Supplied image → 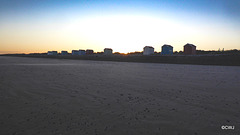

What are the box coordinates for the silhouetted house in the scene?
[47,51,52,55]
[79,50,86,55]
[47,51,57,55]
[61,51,68,55]
[72,50,79,55]
[104,48,113,55]
[161,44,173,55]
[184,43,196,55]
[143,46,154,55]
[52,51,58,55]
[86,49,94,55]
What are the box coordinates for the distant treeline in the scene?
[1,49,239,56]
[195,49,240,55]
[120,49,240,55]
[1,50,240,66]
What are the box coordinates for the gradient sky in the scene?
[0,0,240,54]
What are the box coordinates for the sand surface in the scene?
[0,56,240,135]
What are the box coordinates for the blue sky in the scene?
[1,0,239,17]
[0,0,240,53]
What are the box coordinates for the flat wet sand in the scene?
[0,56,239,135]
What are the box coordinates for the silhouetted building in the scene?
[72,50,79,55]
[86,49,94,55]
[61,51,68,55]
[184,43,196,55]
[47,51,57,55]
[52,51,58,55]
[47,51,52,55]
[161,44,173,55]
[143,46,154,55]
[104,48,113,55]
[79,50,86,55]
[71,50,86,55]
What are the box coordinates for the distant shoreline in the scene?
[1,54,240,66]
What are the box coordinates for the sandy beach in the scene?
[0,56,239,135]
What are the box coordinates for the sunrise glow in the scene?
[0,0,239,54]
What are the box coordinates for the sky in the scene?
[0,0,240,54]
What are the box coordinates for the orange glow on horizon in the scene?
[1,14,240,54]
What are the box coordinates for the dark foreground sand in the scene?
[0,56,239,135]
